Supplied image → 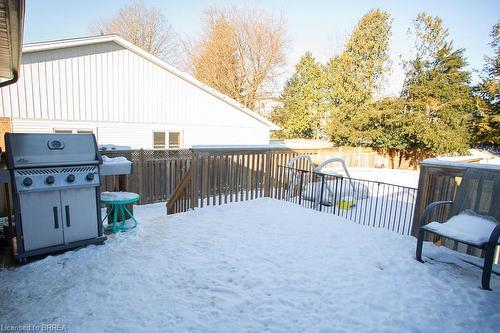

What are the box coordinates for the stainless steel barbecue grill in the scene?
[5,133,106,263]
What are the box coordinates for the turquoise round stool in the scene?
[101,192,140,233]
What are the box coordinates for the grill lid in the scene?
[5,133,101,168]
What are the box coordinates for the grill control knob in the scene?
[45,176,55,185]
[86,173,95,181]
[66,174,76,183]
[22,177,33,187]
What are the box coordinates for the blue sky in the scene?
[25,0,499,96]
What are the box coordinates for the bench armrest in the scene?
[488,223,500,245]
[419,200,454,226]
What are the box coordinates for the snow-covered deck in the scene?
[1,198,499,332]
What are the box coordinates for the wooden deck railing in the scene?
[166,147,420,237]
[98,146,414,207]
[166,146,321,214]
[100,149,192,204]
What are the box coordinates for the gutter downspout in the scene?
[0,71,19,88]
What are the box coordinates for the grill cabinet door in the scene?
[60,187,99,243]
[19,191,64,251]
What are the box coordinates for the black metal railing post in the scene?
[298,170,305,205]
[319,174,325,212]
[332,175,340,216]
[372,182,380,227]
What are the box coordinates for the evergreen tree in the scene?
[401,13,474,156]
[324,9,392,145]
[271,52,324,139]
[351,97,409,167]
[473,22,500,145]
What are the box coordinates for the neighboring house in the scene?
[0,35,278,149]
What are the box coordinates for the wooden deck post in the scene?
[137,149,145,204]
[263,149,273,197]
[190,150,198,209]
[411,164,431,237]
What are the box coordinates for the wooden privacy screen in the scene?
[411,159,500,262]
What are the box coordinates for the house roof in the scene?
[22,34,280,130]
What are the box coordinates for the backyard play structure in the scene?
[285,155,369,208]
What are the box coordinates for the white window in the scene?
[153,131,181,149]
[168,132,181,149]
[153,131,166,149]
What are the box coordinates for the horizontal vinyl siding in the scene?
[11,119,270,149]
[11,119,98,134]
[0,42,268,132]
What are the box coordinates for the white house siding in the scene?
[11,118,270,149]
[0,39,272,148]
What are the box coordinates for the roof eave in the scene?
[0,0,25,85]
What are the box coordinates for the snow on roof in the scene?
[2,198,498,331]
[22,34,280,131]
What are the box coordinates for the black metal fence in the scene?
[276,166,418,235]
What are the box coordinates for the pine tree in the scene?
[473,22,500,145]
[324,9,392,145]
[271,52,324,139]
[401,13,474,156]
[351,97,409,167]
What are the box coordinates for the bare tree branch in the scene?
[89,0,179,66]
[187,5,287,114]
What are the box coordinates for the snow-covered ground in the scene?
[1,199,499,332]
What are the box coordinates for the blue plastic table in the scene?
[101,192,139,233]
